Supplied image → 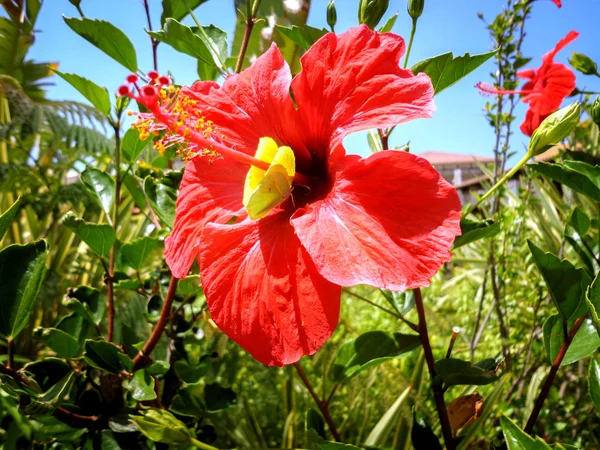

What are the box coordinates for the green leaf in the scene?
[306,408,326,448]
[378,13,398,33]
[566,207,590,237]
[586,272,600,336]
[63,213,116,259]
[176,275,203,297]
[204,382,236,411]
[121,237,160,271]
[528,241,590,320]
[452,218,502,249]
[174,357,210,384]
[38,328,80,359]
[84,339,133,375]
[411,49,497,95]
[0,241,48,339]
[122,173,147,210]
[52,70,111,117]
[20,372,75,418]
[63,286,105,325]
[365,385,411,447]
[160,0,207,26]
[143,177,177,227]
[275,25,328,51]
[81,167,116,217]
[100,430,123,450]
[148,20,226,70]
[63,17,138,72]
[170,382,206,417]
[379,289,415,315]
[125,369,157,401]
[590,358,600,412]
[0,197,20,241]
[318,443,362,450]
[563,161,600,192]
[121,128,152,163]
[330,331,421,383]
[434,358,499,386]
[500,414,552,450]
[411,411,442,450]
[529,162,600,201]
[130,408,191,445]
[543,314,600,366]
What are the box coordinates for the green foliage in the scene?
[500,415,552,449]
[51,70,111,117]
[62,212,116,258]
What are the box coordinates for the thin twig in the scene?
[132,276,179,371]
[413,288,455,450]
[235,17,255,73]
[143,0,159,71]
[293,362,341,441]
[523,315,587,434]
[6,338,14,370]
[343,289,419,332]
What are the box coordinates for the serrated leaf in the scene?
[126,369,156,401]
[84,339,133,375]
[0,240,48,339]
[81,167,115,217]
[528,241,590,320]
[275,24,327,51]
[130,408,191,445]
[453,218,502,249]
[121,128,152,163]
[529,162,600,201]
[500,414,552,450]
[63,17,138,72]
[434,358,499,386]
[160,0,207,26]
[378,13,398,33]
[121,237,160,271]
[586,272,600,336]
[411,49,497,95]
[148,20,226,70]
[330,331,421,383]
[63,286,105,325]
[0,197,20,241]
[38,328,80,359]
[589,358,600,412]
[63,213,116,259]
[143,177,176,227]
[543,314,600,366]
[52,70,111,117]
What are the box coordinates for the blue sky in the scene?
[29,0,599,161]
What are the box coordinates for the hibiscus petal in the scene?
[541,30,579,65]
[199,214,341,366]
[181,44,311,164]
[164,156,248,278]
[291,150,461,291]
[290,25,435,157]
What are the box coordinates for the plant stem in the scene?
[54,407,100,428]
[343,288,419,332]
[189,437,219,450]
[462,150,532,218]
[235,1,257,73]
[403,18,417,69]
[132,276,179,371]
[107,124,122,342]
[143,0,159,71]
[413,288,455,450]
[293,361,342,442]
[6,338,14,370]
[523,315,587,434]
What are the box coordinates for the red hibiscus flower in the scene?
[551,0,562,7]
[121,25,461,366]
[477,30,578,136]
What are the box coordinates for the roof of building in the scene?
[417,151,495,165]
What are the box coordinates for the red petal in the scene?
[522,63,576,116]
[520,109,544,136]
[541,31,579,65]
[291,151,461,291]
[182,45,312,165]
[199,214,341,366]
[164,156,248,278]
[290,25,434,157]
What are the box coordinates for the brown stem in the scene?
[293,362,341,442]
[0,362,28,384]
[107,124,122,342]
[142,0,159,71]
[523,315,587,434]
[54,407,100,428]
[343,288,419,332]
[413,288,455,450]
[6,337,14,370]
[378,128,389,151]
[132,276,179,371]
[235,16,255,73]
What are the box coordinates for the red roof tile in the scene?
[417,151,495,165]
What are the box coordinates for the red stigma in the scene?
[126,74,139,83]
[148,71,160,80]
[142,85,158,97]
[117,85,131,96]
[158,76,171,86]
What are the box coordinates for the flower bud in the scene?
[327,1,337,31]
[569,52,598,76]
[528,102,580,156]
[591,97,600,127]
[407,0,424,20]
[358,0,390,30]
[68,0,81,6]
